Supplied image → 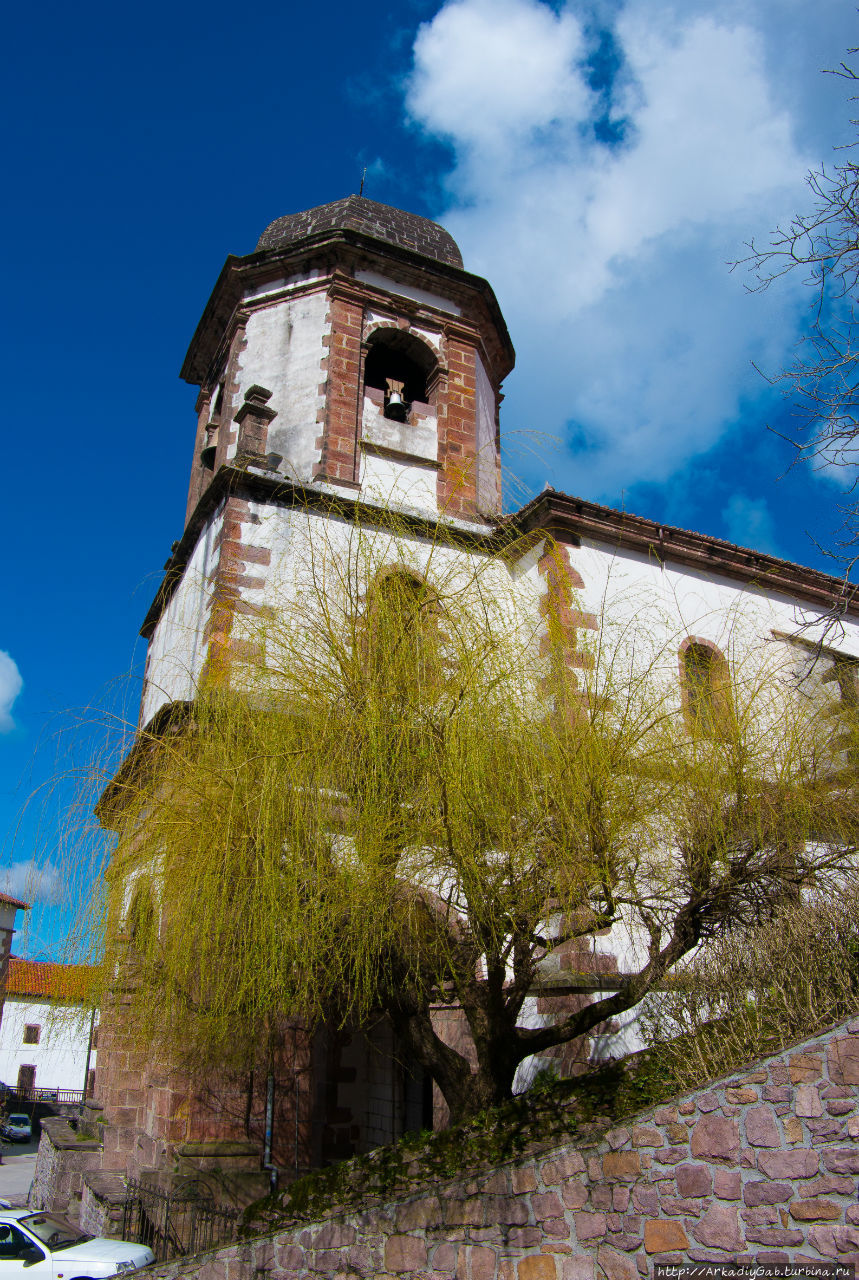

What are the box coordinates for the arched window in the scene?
[363,331,438,423]
[680,640,733,739]
[368,571,442,702]
[127,881,156,950]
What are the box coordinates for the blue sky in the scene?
[2,0,856,956]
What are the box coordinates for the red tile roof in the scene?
[0,893,29,911]
[5,959,94,1002]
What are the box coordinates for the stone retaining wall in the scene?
[143,1016,859,1277]
[29,1117,102,1220]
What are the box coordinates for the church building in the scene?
[80,196,859,1212]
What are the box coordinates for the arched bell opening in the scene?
[363,330,439,424]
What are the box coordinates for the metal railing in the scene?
[121,1178,238,1262]
[1,1087,85,1106]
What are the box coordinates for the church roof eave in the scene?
[509,488,859,619]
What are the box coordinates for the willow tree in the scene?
[84,523,859,1124]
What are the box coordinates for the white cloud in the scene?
[0,651,22,733]
[409,0,590,154]
[0,860,63,907]
[406,0,851,502]
[722,494,779,555]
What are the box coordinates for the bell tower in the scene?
[181,196,514,524]
[90,200,517,1196]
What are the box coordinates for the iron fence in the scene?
[121,1178,239,1262]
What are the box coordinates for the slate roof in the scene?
[256,195,464,268]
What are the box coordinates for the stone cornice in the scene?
[141,475,859,643]
[140,466,499,640]
[180,231,515,388]
[509,489,859,617]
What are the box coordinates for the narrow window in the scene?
[681,641,733,739]
[22,1025,40,1045]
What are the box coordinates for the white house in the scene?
[0,960,97,1099]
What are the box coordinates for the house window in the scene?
[22,1025,40,1045]
[680,640,733,739]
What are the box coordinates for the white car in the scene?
[0,1210,154,1277]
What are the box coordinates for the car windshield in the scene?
[19,1214,91,1249]
[7,1117,28,1125]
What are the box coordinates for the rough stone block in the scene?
[828,1037,859,1086]
[742,1206,779,1226]
[513,1167,537,1193]
[507,1229,542,1248]
[693,1203,743,1251]
[644,1220,689,1253]
[433,1243,458,1271]
[757,1148,819,1179]
[385,1234,428,1272]
[517,1257,556,1280]
[690,1114,740,1160]
[789,1053,823,1083]
[573,1212,606,1242]
[595,1244,638,1280]
[445,1197,485,1227]
[602,1151,640,1180]
[744,1107,781,1147]
[789,1198,844,1221]
[468,1246,497,1280]
[532,1193,564,1222]
[631,1186,659,1215]
[313,1222,356,1249]
[713,1169,741,1200]
[795,1084,823,1118]
[561,1259,595,1280]
[604,1128,630,1150]
[396,1198,441,1231]
[612,1186,630,1212]
[823,1148,859,1174]
[743,1181,792,1207]
[725,1088,758,1104]
[631,1126,663,1147]
[675,1163,712,1197]
[541,1152,585,1181]
[561,1181,588,1211]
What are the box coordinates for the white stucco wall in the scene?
[140,503,225,727]
[234,289,329,482]
[0,999,95,1094]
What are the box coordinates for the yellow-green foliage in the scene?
[64,511,859,1106]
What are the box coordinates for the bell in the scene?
[385,384,408,422]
